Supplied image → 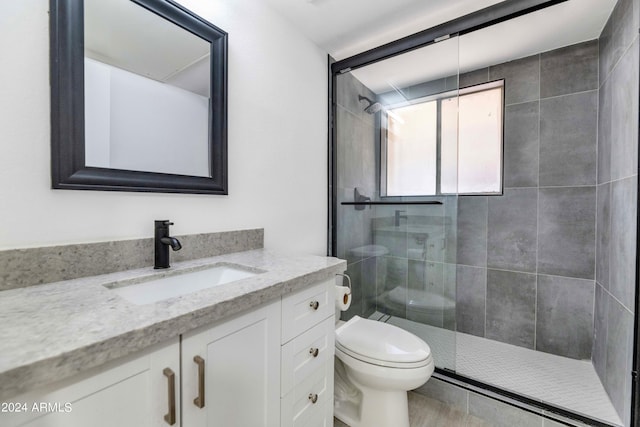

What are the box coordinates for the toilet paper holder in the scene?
[335,273,352,293]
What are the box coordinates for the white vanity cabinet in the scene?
[181,299,282,427]
[180,278,336,427]
[280,279,335,427]
[3,338,180,427]
[2,277,337,427]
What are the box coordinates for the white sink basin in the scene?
[106,264,261,305]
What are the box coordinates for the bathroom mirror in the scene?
[50,0,228,194]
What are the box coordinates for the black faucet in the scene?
[154,220,182,269]
[394,210,408,227]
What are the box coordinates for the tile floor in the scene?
[368,313,622,426]
[334,392,491,427]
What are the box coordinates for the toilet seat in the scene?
[335,316,432,369]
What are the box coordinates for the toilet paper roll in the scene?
[335,285,352,311]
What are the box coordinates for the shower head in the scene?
[358,95,383,114]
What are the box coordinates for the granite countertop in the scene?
[0,249,346,400]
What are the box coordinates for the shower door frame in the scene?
[327,0,638,426]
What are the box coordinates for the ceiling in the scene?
[263,0,616,83]
[263,0,507,60]
[349,0,615,94]
[84,0,211,96]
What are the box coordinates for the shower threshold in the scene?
[369,312,622,426]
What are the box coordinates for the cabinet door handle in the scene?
[193,356,205,409]
[309,347,319,357]
[309,300,319,310]
[163,368,176,425]
[308,393,318,404]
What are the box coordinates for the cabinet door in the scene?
[3,338,180,427]
[182,300,281,427]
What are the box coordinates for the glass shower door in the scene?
[333,35,460,373]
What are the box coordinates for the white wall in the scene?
[85,57,210,177]
[0,0,328,254]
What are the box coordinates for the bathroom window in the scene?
[381,80,504,196]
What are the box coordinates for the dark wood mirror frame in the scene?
[50,0,228,194]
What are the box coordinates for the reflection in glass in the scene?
[83,0,211,177]
[334,36,459,373]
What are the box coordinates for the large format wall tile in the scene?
[487,188,537,273]
[536,275,594,359]
[539,91,598,186]
[486,269,536,348]
[457,196,488,267]
[592,284,609,381]
[456,265,486,337]
[610,39,639,181]
[336,72,376,125]
[540,40,598,98]
[489,55,540,105]
[604,298,633,422]
[336,201,369,262]
[596,183,611,290]
[538,187,596,279]
[600,0,640,80]
[336,106,376,192]
[460,68,489,88]
[609,176,637,310]
[503,101,539,188]
[598,77,612,184]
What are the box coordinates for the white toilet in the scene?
[333,315,434,427]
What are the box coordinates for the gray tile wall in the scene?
[456,40,598,361]
[593,0,639,423]
[335,72,379,319]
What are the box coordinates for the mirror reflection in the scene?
[83,0,212,177]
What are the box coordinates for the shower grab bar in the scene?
[341,201,442,205]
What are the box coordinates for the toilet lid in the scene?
[335,316,431,366]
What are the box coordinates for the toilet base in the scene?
[334,358,412,427]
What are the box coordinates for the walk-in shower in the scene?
[330,0,638,426]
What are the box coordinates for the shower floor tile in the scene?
[369,312,622,426]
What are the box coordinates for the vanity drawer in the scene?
[280,361,333,427]
[281,316,334,396]
[282,279,334,343]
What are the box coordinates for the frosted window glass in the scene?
[382,82,502,196]
[441,97,459,194]
[455,87,503,193]
[386,101,437,196]
[442,85,503,194]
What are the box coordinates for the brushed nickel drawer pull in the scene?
[309,300,319,310]
[309,347,319,357]
[308,393,318,404]
[163,368,176,425]
[193,355,205,408]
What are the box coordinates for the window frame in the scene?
[380,79,505,198]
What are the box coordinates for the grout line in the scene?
[540,88,599,101]
[593,35,600,347]
[534,55,541,352]
[466,389,470,414]
[599,31,639,89]
[454,263,595,283]
[484,196,488,338]
[599,281,635,316]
